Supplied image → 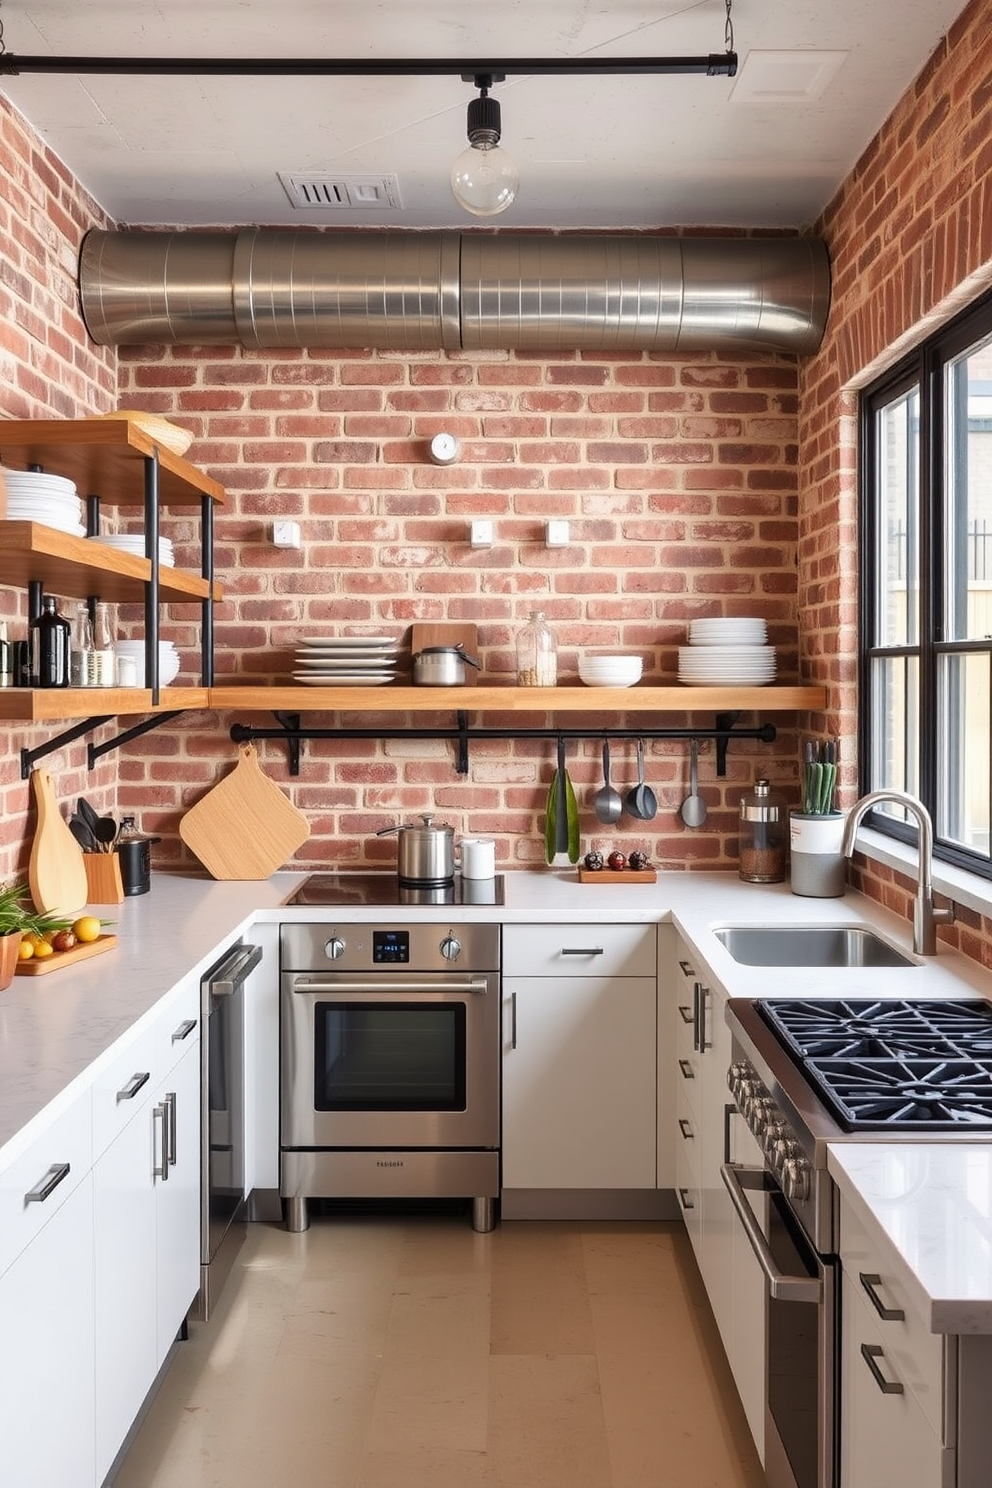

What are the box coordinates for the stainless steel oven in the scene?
[280,921,500,1233]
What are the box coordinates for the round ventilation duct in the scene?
[79,229,830,355]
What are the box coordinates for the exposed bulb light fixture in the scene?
[451,74,519,218]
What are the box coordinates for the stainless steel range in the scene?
[280,918,501,1234]
[724,995,992,1488]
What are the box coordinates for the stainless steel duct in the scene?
[79,230,830,354]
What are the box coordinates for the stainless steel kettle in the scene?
[375,814,456,885]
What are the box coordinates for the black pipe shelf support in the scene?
[21,716,116,779]
[87,711,186,771]
[230,712,777,777]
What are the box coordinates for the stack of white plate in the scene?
[3,469,85,536]
[292,635,401,686]
[91,534,176,567]
[679,617,775,685]
[578,654,643,688]
[114,640,181,687]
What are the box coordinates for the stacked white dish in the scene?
[578,654,643,688]
[3,469,86,536]
[292,635,401,686]
[91,533,176,568]
[679,617,775,686]
[114,639,181,687]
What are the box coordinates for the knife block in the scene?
[83,852,125,905]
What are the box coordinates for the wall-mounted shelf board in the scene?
[0,687,211,722]
[206,684,827,714]
[0,418,224,506]
[0,523,220,603]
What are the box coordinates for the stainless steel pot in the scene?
[375,814,456,884]
[412,644,480,686]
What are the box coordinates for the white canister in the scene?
[790,812,846,897]
[460,837,496,879]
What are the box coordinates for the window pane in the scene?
[874,388,920,646]
[869,654,920,802]
[936,651,991,855]
[944,337,992,642]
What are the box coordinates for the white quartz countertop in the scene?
[828,1143,992,1334]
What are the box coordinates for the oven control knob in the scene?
[769,1136,798,1174]
[728,1061,750,1095]
[439,934,462,961]
[763,1121,786,1157]
[783,1154,811,1203]
[323,936,346,961]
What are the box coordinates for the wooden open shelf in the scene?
[0,418,224,506]
[0,523,221,604]
[0,687,211,722]
[206,683,827,714]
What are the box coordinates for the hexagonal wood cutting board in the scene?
[179,744,310,879]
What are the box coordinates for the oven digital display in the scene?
[372,930,410,964]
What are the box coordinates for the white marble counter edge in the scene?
[828,1142,992,1335]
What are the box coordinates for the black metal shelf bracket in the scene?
[228,713,778,777]
[87,711,186,770]
[21,716,115,779]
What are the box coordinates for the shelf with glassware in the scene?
[0,419,224,722]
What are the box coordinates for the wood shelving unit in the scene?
[0,687,211,723]
[0,523,219,605]
[0,418,224,506]
[206,683,827,714]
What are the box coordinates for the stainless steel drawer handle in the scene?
[559,947,605,956]
[720,1163,822,1304]
[510,991,517,1050]
[164,1091,177,1167]
[171,1018,197,1042]
[678,1118,694,1140]
[293,978,489,995]
[116,1071,150,1103]
[859,1272,905,1322]
[678,1004,695,1025]
[860,1342,904,1394]
[24,1162,70,1204]
[678,959,695,976]
[678,1058,695,1079]
[153,1103,169,1181]
[677,1187,695,1211]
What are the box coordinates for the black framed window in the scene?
[861,293,992,877]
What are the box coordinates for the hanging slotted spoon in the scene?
[680,738,707,828]
[593,739,623,825]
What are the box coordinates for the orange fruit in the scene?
[72,916,102,944]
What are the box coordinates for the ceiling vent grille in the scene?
[277,172,403,210]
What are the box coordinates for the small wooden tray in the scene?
[15,934,117,976]
[577,868,658,884]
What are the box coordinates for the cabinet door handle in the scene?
[677,1187,695,1211]
[509,992,517,1050]
[164,1091,178,1167]
[559,947,605,956]
[678,1004,695,1026]
[724,1102,737,1165]
[171,1018,197,1043]
[678,1118,694,1140]
[24,1162,70,1204]
[153,1102,169,1181]
[678,959,695,976]
[859,1272,905,1322]
[692,983,701,1052]
[678,1058,694,1079]
[860,1343,904,1394]
[117,1071,150,1103]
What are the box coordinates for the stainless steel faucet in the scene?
[841,789,955,955]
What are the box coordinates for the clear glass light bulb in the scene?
[450,141,519,217]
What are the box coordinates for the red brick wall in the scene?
[0,99,118,880]
[115,344,802,874]
[798,0,992,954]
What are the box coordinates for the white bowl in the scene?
[578,655,643,688]
[113,642,181,687]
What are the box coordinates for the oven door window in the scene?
[314,1001,467,1111]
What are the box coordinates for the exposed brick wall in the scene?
[0,98,118,882]
[798,0,992,953]
[116,343,802,874]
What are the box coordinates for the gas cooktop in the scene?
[758,998,992,1131]
[287,872,505,908]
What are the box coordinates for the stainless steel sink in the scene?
[713,925,916,969]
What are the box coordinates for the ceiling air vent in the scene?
[277,172,403,210]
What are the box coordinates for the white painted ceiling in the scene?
[0,0,974,230]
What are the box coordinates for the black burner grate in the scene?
[757,998,992,1130]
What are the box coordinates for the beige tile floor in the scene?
[112,1215,766,1488]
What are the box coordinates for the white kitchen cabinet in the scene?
[92,980,201,1484]
[0,1095,96,1488]
[502,923,657,1195]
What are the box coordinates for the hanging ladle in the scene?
[593,739,623,825]
[625,738,658,820]
[680,738,707,828]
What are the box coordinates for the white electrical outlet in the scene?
[272,520,301,549]
[470,519,494,548]
[546,519,570,547]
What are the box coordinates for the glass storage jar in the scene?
[516,610,557,687]
[738,778,788,883]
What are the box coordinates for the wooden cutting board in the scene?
[410,623,478,662]
[179,744,310,880]
[16,934,117,976]
[28,769,90,915]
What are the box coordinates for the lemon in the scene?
[72,916,102,944]
[32,941,55,959]
[16,939,35,961]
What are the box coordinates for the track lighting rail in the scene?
[0,53,737,79]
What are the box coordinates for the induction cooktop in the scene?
[287,872,505,908]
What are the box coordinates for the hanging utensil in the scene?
[593,739,623,825]
[545,736,580,863]
[680,739,707,828]
[626,738,657,820]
